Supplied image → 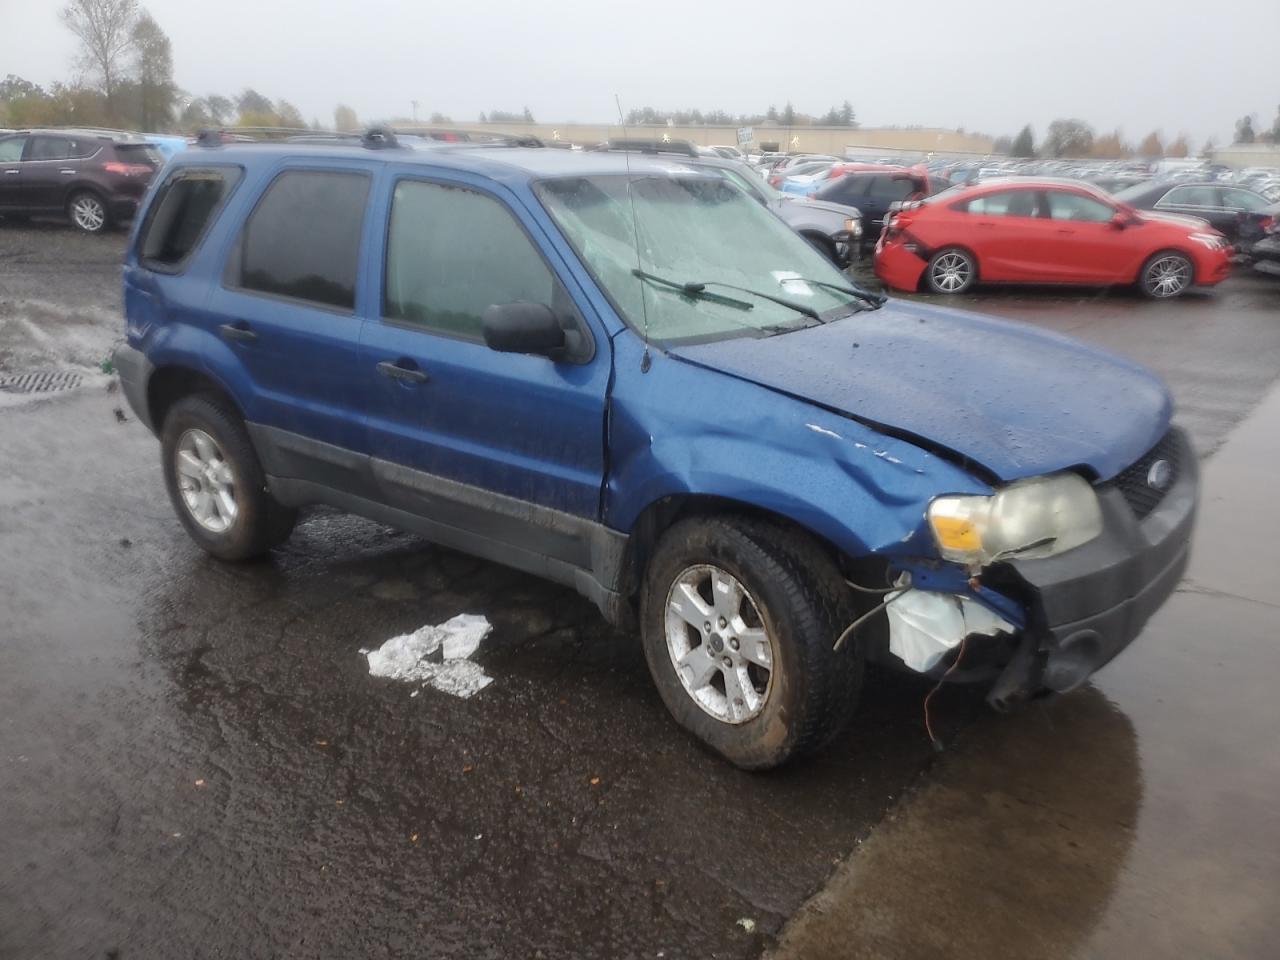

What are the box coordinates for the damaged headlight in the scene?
[927,473,1103,567]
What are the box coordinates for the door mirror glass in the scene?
[482,302,566,357]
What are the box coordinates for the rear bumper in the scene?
[874,238,927,292]
[112,341,154,433]
[985,427,1198,706]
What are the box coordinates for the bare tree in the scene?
[61,0,139,111]
[132,11,174,130]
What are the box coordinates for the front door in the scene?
[360,173,610,568]
[1040,189,1134,283]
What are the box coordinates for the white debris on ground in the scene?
[362,614,494,698]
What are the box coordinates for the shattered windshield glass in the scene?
[535,173,862,343]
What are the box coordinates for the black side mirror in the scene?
[482,302,567,357]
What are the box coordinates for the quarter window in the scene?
[228,170,369,311]
[1045,191,1114,222]
[384,180,556,339]
[139,167,242,271]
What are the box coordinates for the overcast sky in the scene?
[3,0,1277,145]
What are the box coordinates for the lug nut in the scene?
[703,621,712,633]
[722,656,732,668]
[718,617,727,628]
[729,638,739,650]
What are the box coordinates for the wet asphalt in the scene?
[1,221,1279,959]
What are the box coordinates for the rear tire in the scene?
[1138,250,1194,299]
[639,516,862,770]
[160,395,297,561]
[925,247,976,294]
[67,191,110,234]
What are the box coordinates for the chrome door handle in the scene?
[376,360,428,384]
[60,169,75,175]
[218,322,257,343]
[2,170,18,175]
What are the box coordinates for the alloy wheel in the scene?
[71,196,106,233]
[931,252,972,293]
[1144,255,1191,298]
[174,428,238,533]
[664,564,776,724]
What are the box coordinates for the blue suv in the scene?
[113,131,1197,769]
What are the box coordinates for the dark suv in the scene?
[0,128,162,233]
[113,133,1196,770]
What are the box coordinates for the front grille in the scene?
[1108,430,1180,520]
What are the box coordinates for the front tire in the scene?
[68,191,110,234]
[1139,250,1194,299]
[160,395,297,560]
[640,517,862,770]
[925,247,977,294]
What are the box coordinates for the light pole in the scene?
[411,100,419,123]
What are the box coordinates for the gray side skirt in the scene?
[248,422,628,623]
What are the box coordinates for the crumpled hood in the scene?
[671,300,1172,483]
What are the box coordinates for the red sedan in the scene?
[874,178,1232,299]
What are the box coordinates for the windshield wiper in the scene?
[632,269,754,311]
[794,278,887,310]
[691,280,823,322]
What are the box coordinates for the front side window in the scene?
[1046,191,1115,222]
[384,180,555,338]
[1160,185,1218,208]
[139,167,242,270]
[959,190,1041,217]
[536,173,865,344]
[0,136,27,163]
[29,137,71,161]
[229,170,369,310]
[814,175,865,204]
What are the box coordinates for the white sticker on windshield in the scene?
[771,271,815,297]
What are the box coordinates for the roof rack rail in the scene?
[587,137,700,158]
[389,126,544,148]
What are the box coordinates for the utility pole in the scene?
[411,100,419,123]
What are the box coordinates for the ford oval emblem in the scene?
[1146,459,1173,491]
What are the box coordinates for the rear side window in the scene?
[866,177,918,201]
[139,167,242,271]
[384,180,555,339]
[228,170,370,311]
[29,137,71,160]
[1220,188,1268,212]
[1160,185,1217,208]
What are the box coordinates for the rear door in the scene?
[360,172,611,565]
[205,164,376,495]
[950,188,1055,280]
[0,135,27,208]
[861,175,919,237]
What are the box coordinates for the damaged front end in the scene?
[852,427,1199,710]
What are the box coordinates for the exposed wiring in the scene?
[923,635,970,751]
[844,577,902,596]
[833,588,909,652]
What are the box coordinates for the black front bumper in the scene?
[985,427,1198,707]
[112,341,155,433]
